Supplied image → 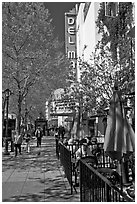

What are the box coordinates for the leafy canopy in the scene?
[2,2,69,122]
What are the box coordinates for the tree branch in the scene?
[17,35,30,53]
[3,50,17,61]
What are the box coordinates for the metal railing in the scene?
[55,138,60,159]
[56,140,118,180]
[59,142,75,194]
[67,142,104,157]
[80,159,134,202]
[97,150,118,168]
[66,143,118,169]
[56,140,134,198]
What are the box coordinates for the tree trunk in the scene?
[17,93,22,134]
[68,110,76,138]
[76,107,81,138]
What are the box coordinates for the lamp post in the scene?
[2,94,6,147]
[3,88,11,155]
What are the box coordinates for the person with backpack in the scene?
[35,126,43,147]
[14,131,23,157]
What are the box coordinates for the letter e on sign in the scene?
[68,27,75,35]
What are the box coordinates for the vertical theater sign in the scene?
[65,9,77,78]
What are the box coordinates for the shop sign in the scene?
[65,12,77,69]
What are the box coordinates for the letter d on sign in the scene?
[68,17,75,25]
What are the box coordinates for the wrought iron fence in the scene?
[55,138,60,159]
[59,142,76,194]
[80,159,134,202]
[67,142,104,158]
[97,149,118,168]
[66,143,118,170]
[57,141,118,185]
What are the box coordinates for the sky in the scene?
[44,2,78,42]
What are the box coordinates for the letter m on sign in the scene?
[68,51,76,59]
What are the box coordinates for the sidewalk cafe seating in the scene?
[56,137,135,201]
[72,144,103,188]
[73,155,98,187]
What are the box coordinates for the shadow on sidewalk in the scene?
[2,136,80,202]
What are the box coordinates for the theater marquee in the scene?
[65,12,77,70]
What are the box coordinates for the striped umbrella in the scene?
[104,87,135,161]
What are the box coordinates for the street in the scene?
[2,136,80,202]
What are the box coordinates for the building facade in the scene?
[65,2,101,81]
[74,2,103,137]
[45,2,135,137]
[45,88,77,130]
[76,2,101,63]
[45,2,102,135]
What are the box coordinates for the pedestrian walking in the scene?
[58,125,65,141]
[35,126,43,147]
[13,131,23,157]
[25,130,31,153]
[54,127,59,139]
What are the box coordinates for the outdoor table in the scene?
[97,167,116,178]
[97,167,114,175]
[97,167,125,188]
[97,168,116,182]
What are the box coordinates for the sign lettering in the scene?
[67,51,76,59]
[68,27,75,35]
[68,17,75,25]
[65,12,77,70]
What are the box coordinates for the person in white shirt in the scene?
[25,130,31,153]
[75,143,92,160]
[67,138,78,157]
[14,131,23,157]
[75,143,98,171]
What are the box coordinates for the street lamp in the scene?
[2,94,6,147]
[3,88,11,155]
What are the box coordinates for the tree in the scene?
[77,2,135,114]
[2,2,69,133]
[23,48,70,123]
[79,45,115,114]
[96,2,135,93]
[96,3,134,59]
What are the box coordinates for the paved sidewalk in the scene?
[2,136,80,202]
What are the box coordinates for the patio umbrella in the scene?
[104,86,135,161]
[104,86,135,186]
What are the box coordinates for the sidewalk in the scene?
[2,136,80,202]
